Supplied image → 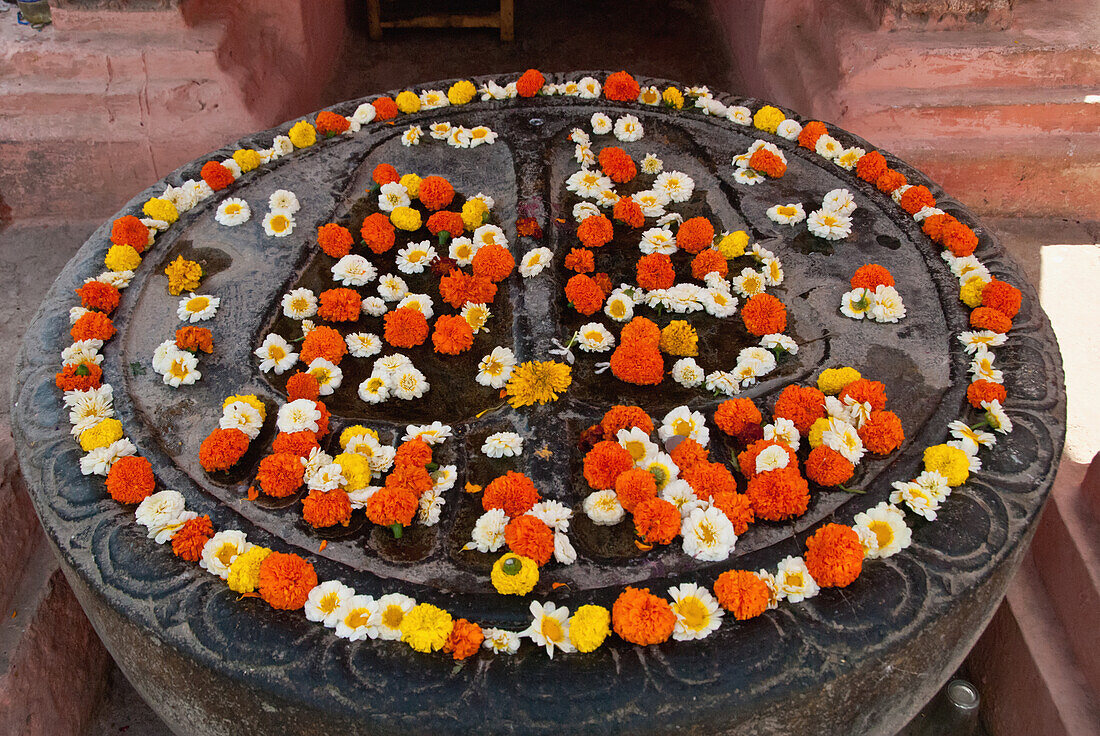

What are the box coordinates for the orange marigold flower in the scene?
[482,471,541,517]
[746,467,810,521]
[635,253,675,290]
[805,523,864,588]
[385,463,433,496]
[593,272,613,296]
[105,455,155,503]
[620,315,661,345]
[371,97,398,122]
[384,306,430,347]
[899,185,935,215]
[967,380,1007,409]
[710,491,754,535]
[427,210,465,238]
[77,280,120,314]
[598,146,636,184]
[360,212,397,254]
[633,497,680,545]
[583,441,634,490]
[612,196,645,227]
[681,461,737,500]
[313,401,331,438]
[798,121,828,150]
[921,213,953,242]
[850,264,895,290]
[439,269,497,308]
[875,169,907,194]
[970,306,1012,334]
[855,150,888,183]
[175,326,213,353]
[981,279,1022,319]
[302,489,352,528]
[271,431,319,459]
[317,288,361,322]
[258,552,318,610]
[372,163,400,185]
[418,175,455,211]
[614,468,658,512]
[300,324,347,365]
[505,515,554,565]
[172,515,214,562]
[577,214,614,248]
[600,405,654,437]
[367,485,418,527]
[432,314,474,355]
[394,438,433,468]
[199,427,250,472]
[805,445,854,487]
[741,293,787,336]
[612,587,676,645]
[942,221,979,257]
[317,223,354,257]
[609,341,664,386]
[471,242,515,282]
[839,378,887,412]
[713,569,771,620]
[315,110,350,136]
[71,311,116,342]
[564,247,595,274]
[669,438,708,471]
[515,68,545,97]
[676,217,715,254]
[859,410,904,455]
[714,398,762,439]
[55,362,102,391]
[603,70,640,101]
[749,147,787,178]
[516,217,543,238]
[772,384,826,434]
[565,273,606,315]
[110,215,149,250]
[691,249,728,280]
[737,438,799,479]
[285,372,320,401]
[200,160,234,191]
[256,452,306,497]
[443,619,484,661]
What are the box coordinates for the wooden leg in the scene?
[499,0,514,42]
[367,0,382,40]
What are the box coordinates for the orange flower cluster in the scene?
[583,441,634,490]
[71,311,116,342]
[681,461,737,500]
[432,314,474,355]
[371,97,398,122]
[746,466,810,521]
[603,71,640,101]
[55,362,102,391]
[200,161,234,191]
[710,491,754,535]
[384,306,430,347]
[300,325,347,365]
[798,121,828,150]
[749,147,786,178]
[691,249,727,280]
[840,378,887,412]
[361,212,396,254]
[967,379,1006,409]
[714,570,771,620]
[482,471,541,517]
[439,269,497,308]
[258,552,318,610]
[875,169,907,195]
[286,372,320,401]
[394,437,432,467]
[516,217,543,238]
[612,587,676,645]
[855,151,887,183]
[505,515,554,565]
[670,438,708,470]
[633,497,680,544]
[105,455,155,503]
[676,217,714,254]
[273,430,319,458]
[77,281,120,314]
[313,401,331,438]
[516,68,545,97]
[600,405,654,437]
[110,215,149,250]
[471,242,515,282]
[635,253,675,290]
[850,264,895,290]
[256,452,306,497]
[565,274,605,315]
[921,213,978,257]
[318,288,361,322]
[418,175,455,211]
[612,196,644,227]
[564,247,595,273]
[804,523,864,588]
[577,214,614,248]
[372,163,400,185]
[898,185,935,215]
[805,445,854,487]
[175,326,213,354]
[772,384,826,433]
[199,427,250,472]
[172,515,214,562]
[970,306,1012,334]
[741,293,787,336]
[859,410,905,455]
[367,484,418,527]
[981,279,1022,320]
[737,439,798,479]
[317,223,354,257]
[315,110,350,136]
[302,489,352,528]
[609,316,664,386]
[443,619,484,661]
[598,146,636,184]
[614,468,657,512]
[714,398,763,441]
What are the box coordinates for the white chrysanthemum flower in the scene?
[707,370,741,396]
[764,417,801,451]
[668,583,724,641]
[215,198,251,226]
[429,121,453,140]
[62,339,103,367]
[738,346,778,373]
[661,479,703,518]
[730,268,766,298]
[473,224,507,249]
[807,209,852,240]
[654,171,695,202]
[396,293,434,319]
[358,297,386,319]
[835,147,865,170]
[671,357,705,388]
[400,125,422,146]
[603,290,636,322]
[590,113,612,134]
[307,357,342,396]
[576,322,615,352]
[378,181,410,212]
[822,422,866,464]
[418,488,445,526]
[553,532,577,565]
[342,332,380,359]
[754,444,792,474]
[572,201,600,224]
[890,477,944,521]
[461,302,491,334]
[331,254,377,287]
[870,285,906,323]
[702,287,738,318]
[583,490,624,525]
[306,462,345,493]
[574,143,595,166]
[67,386,115,436]
[726,105,752,124]
[482,432,523,458]
[69,306,89,325]
[615,427,658,467]
[916,206,947,223]
[854,503,912,559]
[766,203,806,225]
[775,556,820,602]
[372,353,413,383]
[267,189,300,215]
[982,399,1013,434]
[759,257,784,287]
[632,190,669,219]
[200,530,251,579]
[220,400,264,440]
[522,601,575,659]
[447,126,472,148]
[402,422,452,446]
[681,506,737,561]
[419,89,447,108]
[520,247,553,278]
[762,333,797,356]
[447,236,476,266]
[566,169,612,199]
[135,490,187,540]
[465,508,509,552]
[951,256,991,284]
[282,287,317,319]
[79,438,136,476]
[161,350,200,387]
[595,187,621,208]
[270,135,293,157]
[659,406,710,447]
[522,502,570,536]
[476,346,515,389]
[822,188,857,216]
[352,102,377,125]
[576,76,601,99]
[696,96,728,117]
[277,398,322,434]
[184,178,215,202]
[94,270,134,289]
[815,134,843,159]
[375,593,416,641]
[176,293,219,323]
[840,288,872,320]
[374,275,408,303]
[482,628,521,654]
[395,241,436,274]
[639,226,676,255]
[969,352,1003,384]
[569,127,591,145]
[641,154,663,175]
[431,466,458,495]
[775,118,802,140]
[949,420,995,455]
[613,114,644,142]
[254,333,298,374]
[334,594,379,641]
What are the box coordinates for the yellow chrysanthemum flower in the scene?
[164,256,203,296]
[568,604,611,653]
[105,244,142,273]
[400,603,454,653]
[817,367,862,395]
[390,206,422,231]
[753,105,786,134]
[959,276,987,308]
[143,197,179,224]
[335,452,372,491]
[340,425,379,449]
[662,86,684,109]
[461,198,489,230]
[222,394,266,421]
[79,417,123,452]
[447,80,477,105]
[923,444,970,487]
[399,173,422,198]
[491,553,539,596]
[395,90,421,114]
[715,230,749,259]
[232,148,262,173]
[227,546,272,594]
[288,120,317,148]
[659,320,699,357]
[504,360,572,408]
[808,417,831,449]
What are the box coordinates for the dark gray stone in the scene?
[10,73,1065,736]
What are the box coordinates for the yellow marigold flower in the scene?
[227,546,272,594]
[959,276,987,308]
[923,444,970,487]
[662,86,684,109]
[660,320,699,357]
[568,604,611,653]
[400,603,454,653]
[232,148,262,173]
[288,120,317,148]
[164,256,203,296]
[395,90,421,114]
[504,360,572,408]
[817,366,862,395]
[142,197,179,224]
[340,425,379,449]
[335,452,372,491]
[753,105,786,134]
[491,553,539,596]
[395,174,421,199]
[79,417,123,452]
[715,230,749,259]
[447,79,477,105]
[222,394,266,421]
[461,198,489,230]
[105,244,142,273]
[808,417,831,449]
[390,206,422,231]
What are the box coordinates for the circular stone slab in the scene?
[11,73,1065,736]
